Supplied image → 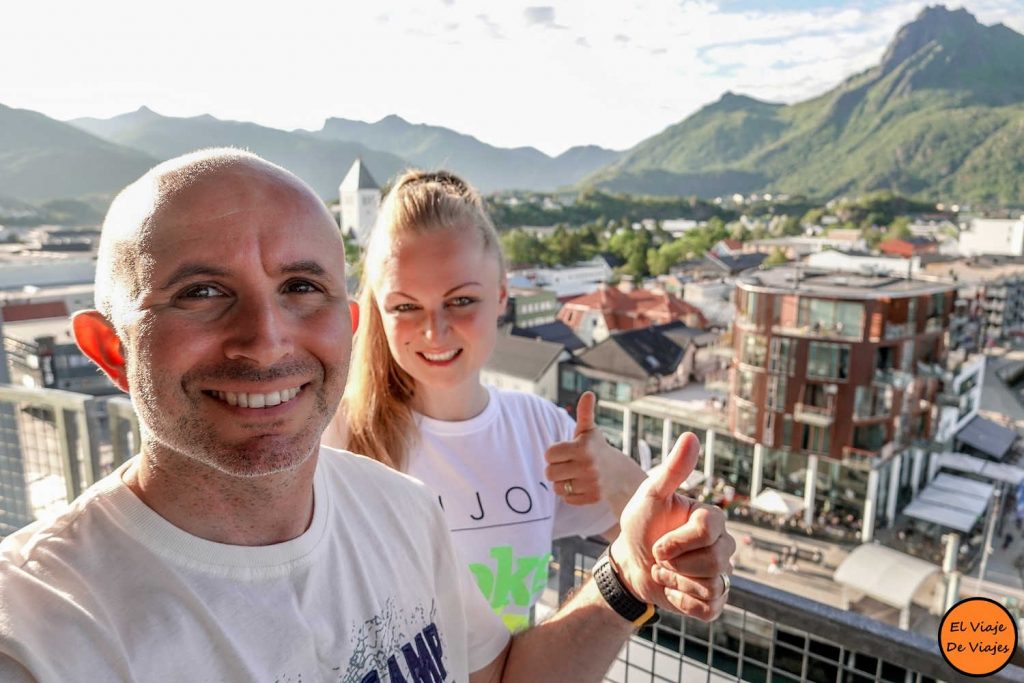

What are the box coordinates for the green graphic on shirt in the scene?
[469,546,552,632]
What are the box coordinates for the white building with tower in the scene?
[338,158,381,246]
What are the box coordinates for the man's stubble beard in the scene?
[134,356,345,479]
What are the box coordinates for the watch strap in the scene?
[593,548,658,626]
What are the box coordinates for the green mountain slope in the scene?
[71,109,410,199]
[586,6,1024,204]
[0,104,157,202]
[314,115,620,193]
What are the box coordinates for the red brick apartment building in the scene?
[729,268,955,462]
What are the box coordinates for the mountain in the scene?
[0,103,158,202]
[70,109,410,199]
[586,6,1024,204]
[313,115,620,193]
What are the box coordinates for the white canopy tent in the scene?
[902,472,994,533]
[936,452,1024,486]
[750,488,806,518]
[833,543,942,629]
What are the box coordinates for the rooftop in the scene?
[2,316,75,344]
[483,334,563,382]
[738,267,954,299]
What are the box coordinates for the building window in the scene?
[806,342,850,379]
[798,299,864,338]
[853,424,886,452]
[736,404,757,438]
[767,374,787,410]
[782,415,793,449]
[768,337,794,376]
[801,425,830,454]
[560,369,576,392]
[854,385,892,419]
[740,290,761,323]
[736,369,756,402]
[740,333,768,367]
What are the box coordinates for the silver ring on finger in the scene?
[720,572,731,595]
[565,479,574,495]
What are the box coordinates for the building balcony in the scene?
[883,322,914,340]
[843,445,880,460]
[873,368,913,390]
[793,402,835,427]
[554,536,1024,683]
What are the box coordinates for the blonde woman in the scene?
[324,170,646,631]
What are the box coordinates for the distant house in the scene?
[3,316,118,395]
[508,321,586,354]
[507,256,613,300]
[704,252,767,276]
[710,239,743,257]
[557,324,699,419]
[338,158,381,246]
[878,236,938,258]
[480,333,565,402]
[806,250,921,277]
[502,287,559,328]
[958,216,1024,257]
[557,283,707,346]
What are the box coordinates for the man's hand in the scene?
[609,432,735,621]
[545,392,646,513]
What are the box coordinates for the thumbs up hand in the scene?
[608,432,736,621]
[545,392,646,515]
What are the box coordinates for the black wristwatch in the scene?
[593,548,659,627]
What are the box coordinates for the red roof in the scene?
[2,301,68,322]
[557,286,707,332]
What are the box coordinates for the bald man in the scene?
[0,149,734,682]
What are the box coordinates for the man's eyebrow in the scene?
[159,260,332,291]
[160,264,230,290]
[281,260,330,278]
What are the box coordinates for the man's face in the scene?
[122,164,351,477]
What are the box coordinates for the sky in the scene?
[2,0,1022,157]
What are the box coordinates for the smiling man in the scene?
[0,149,735,682]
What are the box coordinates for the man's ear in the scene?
[72,310,129,392]
[348,300,360,335]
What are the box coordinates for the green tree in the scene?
[500,229,544,265]
[765,247,789,266]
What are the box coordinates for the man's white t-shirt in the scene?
[0,447,509,682]
[406,387,616,631]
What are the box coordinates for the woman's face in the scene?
[373,226,507,397]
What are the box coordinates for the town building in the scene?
[502,287,559,328]
[805,250,921,277]
[338,158,381,246]
[3,317,118,395]
[507,256,614,300]
[480,334,566,403]
[508,321,585,354]
[557,283,707,346]
[0,283,95,323]
[958,216,1024,256]
[726,267,957,540]
[878,236,938,258]
[922,256,1024,346]
[744,234,866,260]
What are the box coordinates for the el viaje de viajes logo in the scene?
[938,597,1018,677]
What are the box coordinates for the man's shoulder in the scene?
[1,469,124,570]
